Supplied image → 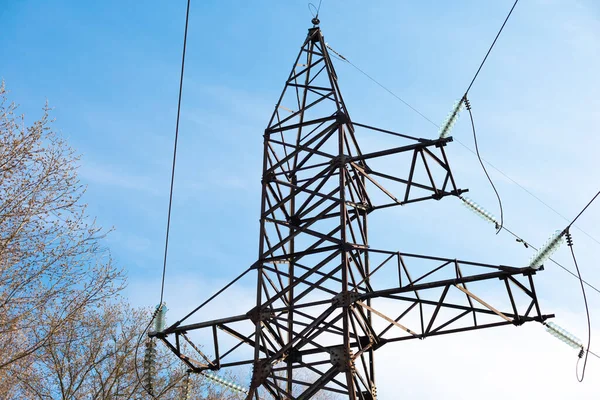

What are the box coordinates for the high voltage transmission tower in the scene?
[152,20,553,399]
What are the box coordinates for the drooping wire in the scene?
[466,156,600,247]
[134,0,192,396]
[454,0,520,232]
[328,0,516,235]
[464,96,503,233]
[511,191,600,380]
[565,230,591,382]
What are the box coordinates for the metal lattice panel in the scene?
[153,23,553,400]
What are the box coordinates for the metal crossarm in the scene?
[153,21,552,400]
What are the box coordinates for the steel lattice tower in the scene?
[153,21,553,399]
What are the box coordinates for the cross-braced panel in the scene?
[153,23,552,400]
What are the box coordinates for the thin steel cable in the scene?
[589,349,600,359]
[324,50,600,248]
[567,232,591,382]
[457,0,520,235]
[134,0,192,396]
[465,98,503,234]
[161,0,191,307]
[568,189,600,230]
[464,0,520,95]
[325,44,440,128]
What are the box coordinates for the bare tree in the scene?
[0,83,339,399]
[0,82,124,386]
[8,303,187,399]
[9,301,252,399]
[0,83,250,400]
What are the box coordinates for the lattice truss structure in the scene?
[153,24,553,400]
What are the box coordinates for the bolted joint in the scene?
[346,201,372,216]
[262,171,276,184]
[287,214,302,227]
[435,137,453,147]
[451,188,469,196]
[360,388,377,400]
[330,154,348,168]
[522,269,539,276]
[328,345,355,373]
[373,338,389,350]
[341,242,369,252]
[247,306,274,324]
[335,111,350,124]
[250,359,272,388]
[287,348,303,363]
[332,291,360,308]
[431,191,443,200]
[356,206,371,216]
[358,334,376,348]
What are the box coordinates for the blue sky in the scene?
[3,0,600,398]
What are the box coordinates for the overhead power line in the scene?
[568,189,600,229]
[566,231,591,382]
[134,0,192,397]
[563,189,600,382]
[326,45,440,128]
[463,0,520,96]
[160,0,191,308]
[464,97,504,233]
